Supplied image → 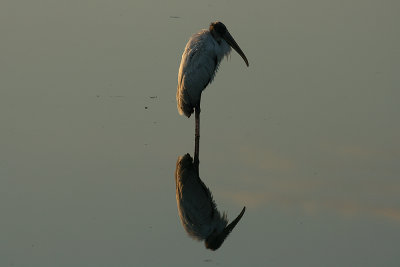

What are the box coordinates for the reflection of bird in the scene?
[177,21,249,165]
[175,154,246,250]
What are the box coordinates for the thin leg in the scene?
[194,106,200,174]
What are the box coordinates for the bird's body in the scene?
[176,22,249,165]
[177,29,231,117]
[175,154,246,250]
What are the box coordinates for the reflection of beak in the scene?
[223,32,249,67]
[222,206,246,237]
[205,206,246,250]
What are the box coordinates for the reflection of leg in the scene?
[194,106,200,174]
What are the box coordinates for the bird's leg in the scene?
[194,105,200,174]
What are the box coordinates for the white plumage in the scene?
[177,29,231,117]
[176,21,249,163]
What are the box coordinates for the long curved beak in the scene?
[223,32,249,67]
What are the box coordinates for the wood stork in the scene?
[175,153,246,250]
[177,21,249,167]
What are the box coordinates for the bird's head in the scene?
[209,21,249,67]
[204,206,246,250]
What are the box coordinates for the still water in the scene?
[1,0,399,266]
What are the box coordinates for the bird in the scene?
[176,21,249,167]
[175,153,246,250]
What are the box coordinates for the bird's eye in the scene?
[216,24,226,34]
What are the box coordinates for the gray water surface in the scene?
[1,0,399,266]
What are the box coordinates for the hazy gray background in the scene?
[1,0,399,266]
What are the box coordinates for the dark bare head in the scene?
[209,21,249,67]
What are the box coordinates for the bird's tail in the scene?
[177,87,194,118]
